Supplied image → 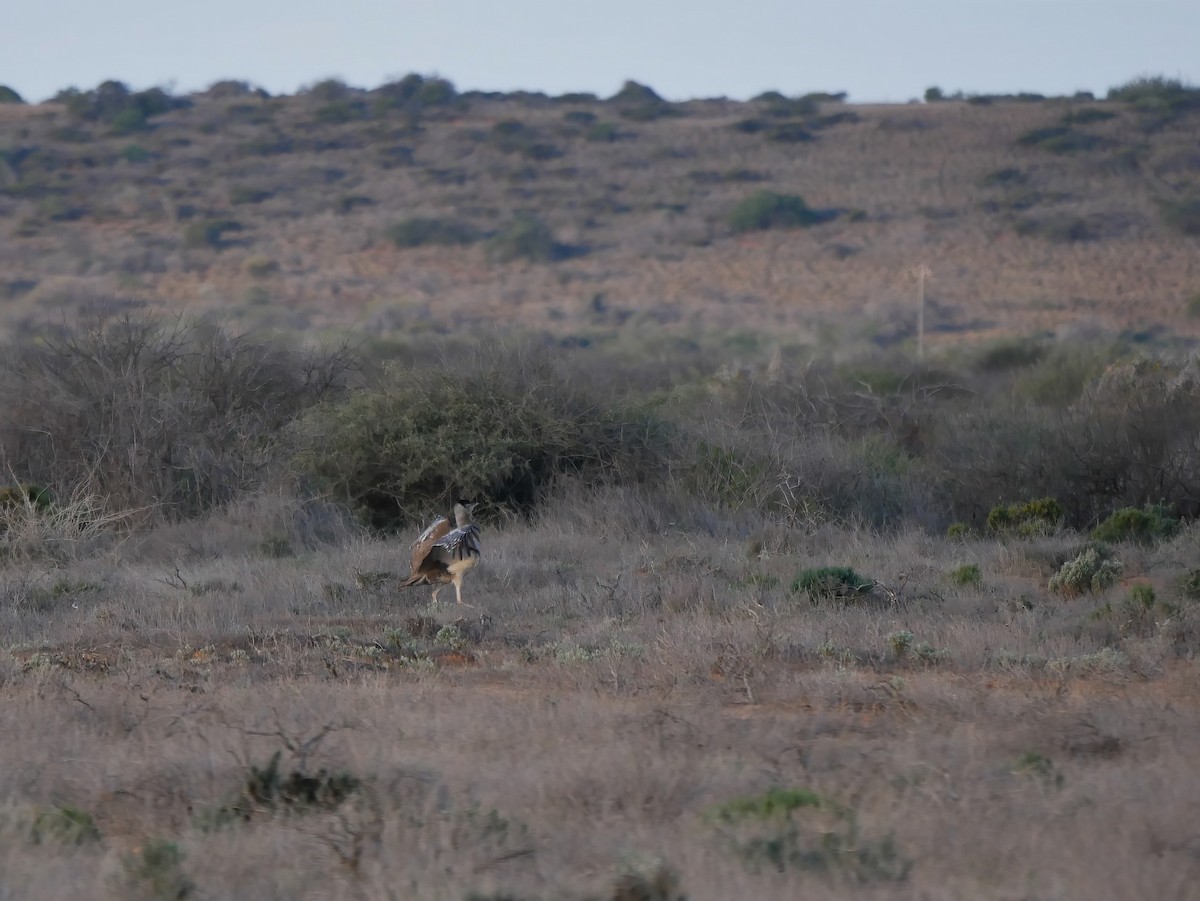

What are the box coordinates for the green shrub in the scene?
[1092,504,1177,544]
[708,787,910,881]
[385,217,477,248]
[334,194,374,214]
[1158,195,1200,236]
[229,185,272,205]
[1128,583,1156,610]
[979,167,1028,188]
[584,121,620,142]
[766,121,815,143]
[183,218,243,249]
[946,522,970,539]
[121,144,151,163]
[611,80,663,105]
[1014,214,1094,243]
[974,339,1046,372]
[987,497,1063,536]
[217,750,360,824]
[951,563,982,586]
[1180,569,1200,602]
[485,216,570,263]
[1107,76,1200,119]
[0,484,53,511]
[0,85,24,104]
[121,838,193,900]
[243,255,280,278]
[924,86,946,102]
[1186,293,1200,318]
[108,107,148,134]
[30,805,100,845]
[728,191,822,233]
[791,566,874,604]
[1048,544,1123,596]
[293,350,670,527]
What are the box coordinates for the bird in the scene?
[399,500,481,606]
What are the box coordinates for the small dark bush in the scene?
[979,167,1028,188]
[216,750,361,823]
[585,122,620,142]
[1061,108,1117,125]
[313,99,367,123]
[766,122,815,143]
[307,78,351,103]
[563,110,596,125]
[0,483,54,511]
[1015,215,1094,243]
[228,186,273,205]
[485,216,570,263]
[0,85,24,104]
[728,191,822,233]
[975,339,1046,372]
[30,806,100,845]
[334,194,374,214]
[1017,126,1104,154]
[122,838,193,899]
[121,144,151,163]
[1092,504,1177,544]
[611,80,663,105]
[1158,195,1200,236]
[791,566,874,604]
[386,217,477,249]
[183,218,243,249]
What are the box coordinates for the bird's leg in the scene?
[454,575,473,608]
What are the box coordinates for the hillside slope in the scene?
[2,78,1199,346]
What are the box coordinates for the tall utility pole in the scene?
[912,264,931,362]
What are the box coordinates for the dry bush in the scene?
[0,312,354,522]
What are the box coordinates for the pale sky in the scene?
[3,0,1197,104]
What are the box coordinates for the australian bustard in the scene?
[399,501,481,605]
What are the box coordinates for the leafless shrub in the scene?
[0,312,355,522]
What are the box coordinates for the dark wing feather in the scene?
[429,523,481,565]
[410,516,451,575]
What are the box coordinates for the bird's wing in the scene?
[410,516,451,572]
[429,524,481,564]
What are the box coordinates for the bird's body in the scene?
[400,501,481,605]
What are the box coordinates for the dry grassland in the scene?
[3,489,1200,899]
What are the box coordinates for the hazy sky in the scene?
[3,0,1197,104]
